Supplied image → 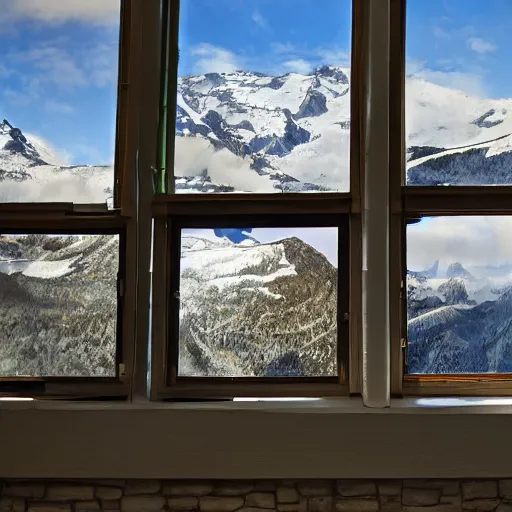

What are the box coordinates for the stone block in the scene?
[308,497,333,512]
[426,481,460,496]
[462,482,498,500]
[213,482,255,496]
[378,481,402,497]
[277,488,300,504]
[95,488,123,500]
[462,499,499,511]
[46,486,95,501]
[28,505,71,512]
[164,482,214,496]
[121,496,165,512]
[4,483,45,499]
[497,505,512,512]
[403,506,459,512]
[238,509,277,512]
[335,498,379,512]
[402,488,441,506]
[200,497,245,512]
[499,481,512,499]
[379,496,401,512]
[254,482,276,492]
[297,481,332,497]
[75,501,101,512]
[167,497,199,511]
[124,480,161,496]
[337,481,377,497]
[277,499,307,512]
[246,494,275,509]
[0,498,25,512]
[101,501,121,510]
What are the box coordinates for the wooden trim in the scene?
[153,193,353,217]
[403,378,512,397]
[0,214,127,231]
[164,0,181,194]
[389,0,406,396]
[404,186,512,215]
[350,0,365,208]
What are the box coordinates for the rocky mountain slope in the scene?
[179,235,338,377]
[0,234,119,377]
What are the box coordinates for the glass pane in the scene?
[178,227,338,376]
[0,2,120,203]
[174,0,352,193]
[0,234,119,377]
[406,1,512,185]
[407,216,512,374]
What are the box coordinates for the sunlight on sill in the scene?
[0,397,34,402]
[413,397,512,407]
[233,397,322,402]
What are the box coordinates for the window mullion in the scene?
[362,0,391,407]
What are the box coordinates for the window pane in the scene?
[178,227,338,377]
[0,3,120,203]
[174,0,352,193]
[0,234,119,377]
[407,216,512,374]
[406,1,512,185]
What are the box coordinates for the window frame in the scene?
[0,0,143,400]
[150,0,365,399]
[391,0,512,396]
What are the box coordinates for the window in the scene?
[150,0,361,398]
[392,0,512,395]
[0,1,139,399]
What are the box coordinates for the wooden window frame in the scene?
[0,0,144,400]
[390,0,512,396]
[150,0,365,400]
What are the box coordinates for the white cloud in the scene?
[190,44,242,75]
[44,100,74,115]
[0,0,120,25]
[282,59,313,75]
[252,10,268,30]
[432,26,450,39]
[407,58,488,97]
[408,217,512,270]
[468,37,497,55]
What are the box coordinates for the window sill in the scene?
[1,397,511,479]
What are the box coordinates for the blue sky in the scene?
[2,0,512,167]
[0,0,120,166]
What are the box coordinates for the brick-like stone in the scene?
[337,481,377,497]
[254,482,276,492]
[403,506,459,512]
[4,483,46,499]
[500,481,512,499]
[440,495,461,508]
[402,488,441,506]
[245,493,275,509]
[213,482,254,496]
[297,481,333,497]
[335,498,379,512]
[463,482,498,500]
[426,481,460,497]
[462,499,500,511]
[0,498,25,512]
[200,497,244,512]
[75,501,101,512]
[28,505,72,512]
[121,496,165,512]
[46,486,95,501]
[278,499,307,512]
[378,481,402,497]
[277,488,300,504]
[497,504,512,512]
[95,488,123,500]
[309,497,333,512]
[239,509,276,512]
[167,497,199,511]
[124,481,161,496]
[379,496,401,512]
[164,483,214,496]
[101,501,121,510]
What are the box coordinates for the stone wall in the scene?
[1,480,511,512]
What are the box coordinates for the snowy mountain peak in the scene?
[0,118,46,165]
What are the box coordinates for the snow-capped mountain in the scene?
[179,235,337,377]
[0,119,113,203]
[0,234,119,377]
